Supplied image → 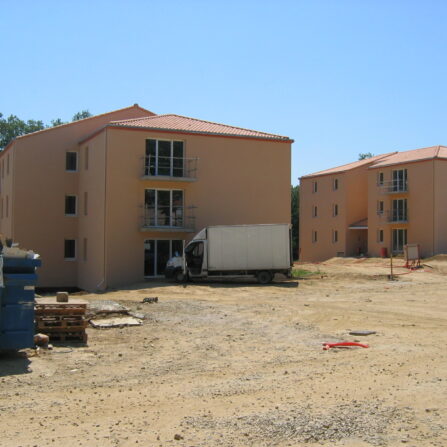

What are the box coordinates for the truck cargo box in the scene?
[206,224,291,271]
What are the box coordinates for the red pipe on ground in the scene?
[323,342,369,350]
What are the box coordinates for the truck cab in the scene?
[165,239,207,281]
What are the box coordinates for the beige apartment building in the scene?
[300,146,447,262]
[0,105,292,290]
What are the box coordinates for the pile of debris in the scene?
[34,294,159,345]
[87,297,158,329]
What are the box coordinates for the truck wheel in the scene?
[257,271,272,284]
[174,270,186,283]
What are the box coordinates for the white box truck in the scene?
[165,224,293,283]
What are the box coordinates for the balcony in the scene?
[141,206,196,232]
[386,209,409,224]
[142,155,198,182]
[379,180,408,194]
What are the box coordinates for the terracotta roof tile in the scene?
[302,145,447,179]
[301,153,396,178]
[369,145,447,168]
[109,114,292,142]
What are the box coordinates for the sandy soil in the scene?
[0,257,446,447]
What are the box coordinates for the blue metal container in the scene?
[0,256,42,351]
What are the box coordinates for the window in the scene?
[377,201,384,215]
[312,181,318,193]
[83,238,87,261]
[66,152,78,171]
[84,192,88,216]
[312,230,318,243]
[378,172,384,186]
[84,146,89,170]
[392,229,407,253]
[312,206,318,218]
[392,169,408,192]
[7,154,10,175]
[391,199,407,222]
[144,189,184,227]
[333,178,339,190]
[145,139,184,177]
[64,239,76,260]
[65,195,77,216]
[377,229,384,243]
[332,230,338,243]
[333,204,338,217]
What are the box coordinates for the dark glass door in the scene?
[392,229,407,253]
[157,190,171,226]
[144,240,184,277]
[158,141,171,176]
[145,140,156,175]
[144,240,155,276]
[173,141,184,177]
[156,240,170,276]
[392,169,407,192]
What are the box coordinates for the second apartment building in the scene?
[0,106,292,290]
[300,146,447,261]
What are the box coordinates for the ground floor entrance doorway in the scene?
[144,239,184,277]
[392,228,407,253]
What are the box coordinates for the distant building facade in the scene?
[299,146,447,261]
[0,105,292,290]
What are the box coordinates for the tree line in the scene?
[0,110,92,150]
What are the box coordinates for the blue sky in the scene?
[1,0,447,184]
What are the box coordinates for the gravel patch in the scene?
[184,401,411,446]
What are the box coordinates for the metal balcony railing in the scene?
[379,180,408,194]
[142,155,198,180]
[142,206,196,231]
[387,209,409,223]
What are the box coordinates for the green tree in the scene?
[291,185,299,260]
[358,152,374,160]
[72,110,92,121]
[51,118,68,127]
[0,113,45,149]
[0,109,92,149]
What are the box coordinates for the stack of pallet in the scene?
[35,297,88,343]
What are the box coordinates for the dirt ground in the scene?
[1,257,446,447]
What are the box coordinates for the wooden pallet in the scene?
[35,305,86,315]
[36,314,86,325]
[35,299,87,316]
[35,298,88,343]
[36,317,87,332]
[47,330,88,343]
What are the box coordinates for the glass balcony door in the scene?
[145,139,184,177]
[144,189,184,227]
[392,169,407,192]
[144,239,184,277]
[392,229,407,253]
[391,199,407,222]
